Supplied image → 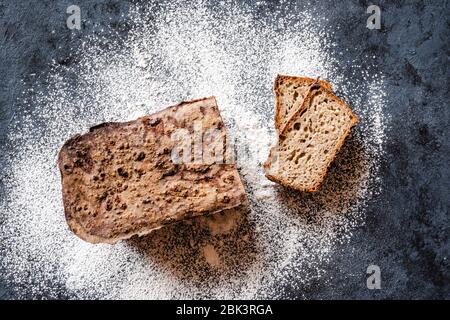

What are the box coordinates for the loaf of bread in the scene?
[264,82,358,192]
[58,97,248,244]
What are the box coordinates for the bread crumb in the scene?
[199,210,240,236]
[203,244,221,267]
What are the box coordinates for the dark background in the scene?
[0,0,449,299]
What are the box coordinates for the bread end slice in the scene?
[274,75,333,133]
[264,87,358,192]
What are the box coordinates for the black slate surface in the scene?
[0,0,449,299]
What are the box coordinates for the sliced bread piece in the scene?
[58,97,248,244]
[274,75,333,133]
[264,86,358,192]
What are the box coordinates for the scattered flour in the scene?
[0,0,387,299]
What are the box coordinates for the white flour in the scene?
[0,0,387,299]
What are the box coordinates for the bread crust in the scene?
[274,74,333,133]
[58,97,248,244]
[264,86,358,192]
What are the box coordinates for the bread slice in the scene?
[274,75,333,133]
[264,86,358,192]
[58,97,248,244]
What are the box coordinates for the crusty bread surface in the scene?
[58,97,248,244]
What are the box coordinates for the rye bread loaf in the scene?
[264,86,358,192]
[58,97,248,244]
[274,75,333,133]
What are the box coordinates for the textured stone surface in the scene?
[0,0,448,299]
